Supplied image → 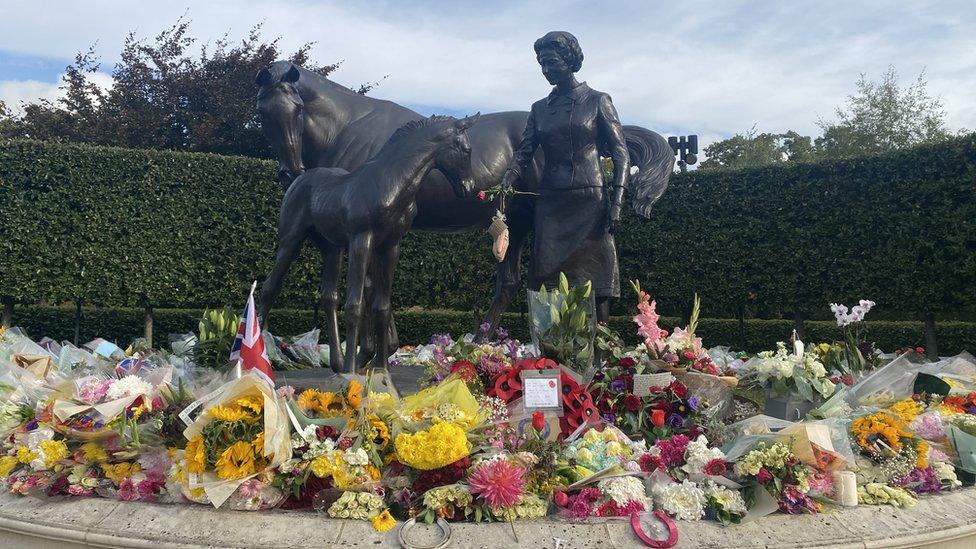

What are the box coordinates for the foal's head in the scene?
[433,114,480,199]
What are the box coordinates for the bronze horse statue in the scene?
[260,114,480,373]
[255,61,674,353]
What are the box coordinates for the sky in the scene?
[1,0,974,152]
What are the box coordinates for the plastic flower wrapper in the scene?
[553,471,651,522]
[947,414,976,474]
[284,377,364,433]
[739,342,835,403]
[179,373,291,508]
[559,422,642,484]
[847,352,976,409]
[676,371,733,420]
[391,376,485,434]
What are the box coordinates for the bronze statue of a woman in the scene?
[501,31,630,322]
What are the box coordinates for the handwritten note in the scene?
[633,372,674,395]
[522,375,560,410]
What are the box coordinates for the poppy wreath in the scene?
[487,357,555,401]
[559,370,598,436]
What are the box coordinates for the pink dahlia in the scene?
[468,459,526,509]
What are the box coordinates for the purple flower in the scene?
[609,380,626,393]
[666,413,685,429]
[592,371,605,381]
[430,333,452,347]
[895,467,942,494]
[663,352,679,364]
[480,322,492,334]
[687,396,700,411]
[602,413,616,424]
[25,419,38,431]
[495,326,509,340]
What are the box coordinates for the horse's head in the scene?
[433,113,481,199]
[256,63,306,184]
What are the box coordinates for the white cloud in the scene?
[0,71,113,114]
[1,0,974,149]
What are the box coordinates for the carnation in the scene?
[597,476,650,507]
[655,480,706,521]
[682,436,725,476]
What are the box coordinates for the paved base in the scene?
[2,488,976,548]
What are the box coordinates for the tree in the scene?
[0,17,375,159]
[815,67,955,158]
[698,127,815,170]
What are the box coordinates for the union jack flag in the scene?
[230,281,274,382]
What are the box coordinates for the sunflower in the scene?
[207,404,249,423]
[214,441,258,480]
[235,394,264,415]
[251,431,265,456]
[346,380,364,409]
[371,509,396,532]
[369,414,390,447]
[185,435,207,474]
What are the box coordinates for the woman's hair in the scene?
[533,31,583,73]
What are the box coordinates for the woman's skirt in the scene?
[531,186,620,298]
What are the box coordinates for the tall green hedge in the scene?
[1,136,974,320]
[8,306,974,355]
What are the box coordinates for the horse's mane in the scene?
[388,115,455,144]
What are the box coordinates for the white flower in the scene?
[682,436,725,476]
[656,480,706,521]
[598,476,650,507]
[106,375,152,400]
[701,480,747,514]
[343,448,369,466]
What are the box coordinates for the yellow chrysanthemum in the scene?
[346,380,363,409]
[888,398,924,423]
[39,440,69,469]
[0,456,19,476]
[81,442,109,463]
[214,441,257,480]
[371,509,396,532]
[394,421,471,470]
[16,446,37,464]
[185,435,207,474]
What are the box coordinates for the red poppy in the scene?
[623,394,641,412]
[651,409,666,427]
[450,360,477,383]
[488,367,523,401]
[532,411,546,432]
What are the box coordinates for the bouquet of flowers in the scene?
[732,441,818,514]
[559,425,642,482]
[631,283,723,377]
[179,373,291,508]
[590,359,706,444]
[829,299,879,374]
[554,474,651,520]
[740,341,835,403]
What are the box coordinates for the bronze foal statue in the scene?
[259,114,480,373]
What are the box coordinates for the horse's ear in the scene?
[282,65,300,84]
[255,68,272,87]
[456,112,481,132]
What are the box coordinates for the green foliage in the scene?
[529,274,595,374]
[816,67,957,157]
[1,133,974,323]
[8,306,976,356]
[699,128,815,170]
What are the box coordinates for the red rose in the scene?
[532,411,546,432]
[651,409,666,427]
[624,394,641,412]
[915,346,925,354]
[554,491,570,507]
[682,350,697,361]
[756,467,774,484]
[477,190,486,201]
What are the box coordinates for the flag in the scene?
[230,281,274,382]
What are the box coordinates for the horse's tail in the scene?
[622,125,675,218]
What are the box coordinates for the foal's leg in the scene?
[342,232,374,374]
[370,242,400,370]
[317,244,344,373]
[259,227,307,329]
